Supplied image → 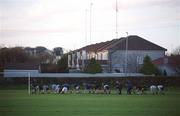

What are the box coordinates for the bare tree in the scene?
[172,46,180,55]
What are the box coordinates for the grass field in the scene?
[0,89,180,116]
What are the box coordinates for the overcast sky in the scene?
[0,0,180,53]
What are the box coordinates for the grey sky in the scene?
[0,0,180,53]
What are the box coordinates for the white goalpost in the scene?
[0,72,31,95]
[28,72,31,95]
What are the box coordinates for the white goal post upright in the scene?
[28,72,31,95]
[0,72,31,95]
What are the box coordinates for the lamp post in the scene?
[125,32,128,76]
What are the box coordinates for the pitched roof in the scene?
[153,55,180,67]
[76,35,167,52]
[152,57,166,65]
[76,39,120,52]
[4,63,39,70]
[110,35,167,51]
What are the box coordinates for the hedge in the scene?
[0,76,180,88]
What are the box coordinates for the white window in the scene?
[102,51,108,60]
[137,56,143,64]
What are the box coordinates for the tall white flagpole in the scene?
[85,9,88,46]
[116,0,118,39]
[90,2,93,44]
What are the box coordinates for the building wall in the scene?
[96,51,108,60]
[4,70,39,77]
[85,50,108,60]
[158,65,177,76]
[110,50,165,73]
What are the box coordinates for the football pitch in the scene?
[0,89,180,116]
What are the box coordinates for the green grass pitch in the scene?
[0,89,180,116]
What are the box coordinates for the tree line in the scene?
[0,46,180,75]
[0,47,53,71]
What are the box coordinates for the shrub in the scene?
[139,55,161,75]
[84,58,102,74]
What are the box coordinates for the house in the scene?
[68,35,167,73]
[25,46,50,56]
[25,46,64,64]
[153,56,180,76]
[53,47,63,64]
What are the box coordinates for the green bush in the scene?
[57,54,69,73]
[84,58,102,74]
[139,55,161,75]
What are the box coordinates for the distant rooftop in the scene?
[76,35,167,52]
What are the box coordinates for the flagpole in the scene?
[85,9,88,46]
[116,0,118,39]
[90,2,93,44]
